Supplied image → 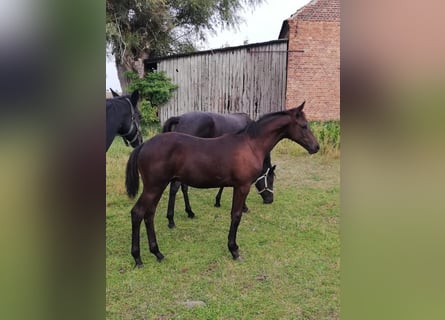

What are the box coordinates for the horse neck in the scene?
[262,152,272,170]
[247,114,291,155]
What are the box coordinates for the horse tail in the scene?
[162,116,180,133]
[125,144,143,198]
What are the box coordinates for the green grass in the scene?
[106,134,339,320]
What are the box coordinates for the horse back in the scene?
[211,113,252,136]
[171,112,215,137]
[164,111,252,138]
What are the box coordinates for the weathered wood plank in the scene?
[156,40,288,123]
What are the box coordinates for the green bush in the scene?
[125,71,177,126]
[138,99,159,127]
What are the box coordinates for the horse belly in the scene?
[178,161,233,188]
[176,149,257,189]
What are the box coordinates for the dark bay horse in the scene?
[162,111,276,228]
[106,90,143,151]
[125,102,319,266]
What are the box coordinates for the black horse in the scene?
[106,90,143,151]
[162,111,276,229]
[125,102,319,265]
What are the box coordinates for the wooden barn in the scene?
[144,40,288,124]
[142,0,340,123]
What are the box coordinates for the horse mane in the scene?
[106,95,128,108]
[106,95,127,105]
[242,110,291,138]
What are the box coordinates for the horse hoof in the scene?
[230,250,240,260]
[134,263,144,269]
[187,212,195,219]
[214,203,221,208]
[242,207,249,213]
[156,253,165,262]
[235,256,244,262]
[168,223,176,229]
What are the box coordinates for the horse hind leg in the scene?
[166,180,181,228]
[180,183,195,218]
[131,189,165,266]
[130,197,146,268]
[144,213,164,262]
[143,189,166,261]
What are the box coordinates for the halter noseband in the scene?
[255,167,274,194]
[121,97,142,146]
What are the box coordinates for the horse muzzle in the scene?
[309,144,320,154]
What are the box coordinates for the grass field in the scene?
[106,130,339,319]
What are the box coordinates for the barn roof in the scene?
[292,0,340,22]
[278,0,340,38]
[144,39,288,65]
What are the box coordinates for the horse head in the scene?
[286,101,320,154]
[254,164,276,204]
[119,90,143,147]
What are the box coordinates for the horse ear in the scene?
[294,101,305,118]
[272,165,276,171]
[297,101,305,112]
[110,88,120,97]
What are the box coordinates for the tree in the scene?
[106,0,264,91]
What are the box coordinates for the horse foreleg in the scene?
[215,187,249,212]
[166,180,181,228]
[214,187,224,207]
[180,184,195,218]
[227,185,250,260]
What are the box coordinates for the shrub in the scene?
[138,99,159,127]
[125,71,177,126]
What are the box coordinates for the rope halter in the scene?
[121,97,142,146]
[255,167,274,194]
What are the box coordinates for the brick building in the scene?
[279,0,340,120]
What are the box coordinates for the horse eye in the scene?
[301,124,308,129]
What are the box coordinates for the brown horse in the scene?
[125,102,319,266]
[162,111,276,228]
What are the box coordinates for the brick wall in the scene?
[283,0,340,121]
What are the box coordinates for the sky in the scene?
[106,0,311,91]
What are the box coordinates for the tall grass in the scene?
[310,121,340,158]
[141,123,162,138]
[271,121,340,159]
